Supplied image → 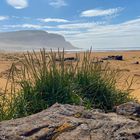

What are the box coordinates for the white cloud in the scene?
[3,24,53,29]
[70,19,140,49]
[1,14,140,50]
[39,18,69,23]
[21,24,43,29]
[53,18,140,49]
[48,30,81,35]
[6,0,28,9]
[49,0,67,8]
[0,16,9,21]
[81,7,123,17]
[57,22,105,29]
[12,16,31,20]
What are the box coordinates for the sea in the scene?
[0,46,140,53]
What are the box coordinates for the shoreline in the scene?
[0,48,140,54]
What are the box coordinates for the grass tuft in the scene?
[0,49,135,121]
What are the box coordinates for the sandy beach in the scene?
[0,50,140,101]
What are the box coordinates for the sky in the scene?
[0,0,140,50]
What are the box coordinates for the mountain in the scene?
[0,30,76,51]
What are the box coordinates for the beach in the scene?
[0,50,140,100]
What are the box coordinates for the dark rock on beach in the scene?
[133,61,139,64]
[55,57,79,62]
[102,55,123,61]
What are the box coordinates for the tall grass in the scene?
[0,49,135,121]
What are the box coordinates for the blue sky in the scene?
[0,0,140,50]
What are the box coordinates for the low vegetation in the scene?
[0,49,135,121]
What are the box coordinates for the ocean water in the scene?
[90,47,140,52]
[0,46,140,52]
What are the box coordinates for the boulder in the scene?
[114,55,123,60]
[55,57,78,62]
[64,57,78,62]
[115,102,140,116]
[102,55,123,61]
[134,61,139,64]
[0,103,140,140]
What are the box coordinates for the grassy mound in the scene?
[0,49,135,121]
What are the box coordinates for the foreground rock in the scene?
[0,103,140,140]
[116,102,140,116]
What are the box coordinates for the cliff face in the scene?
[0,30,75,51]
[0,103,140,140]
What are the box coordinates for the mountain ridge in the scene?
[0,30,76,51]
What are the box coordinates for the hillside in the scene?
[0,30,75,51]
